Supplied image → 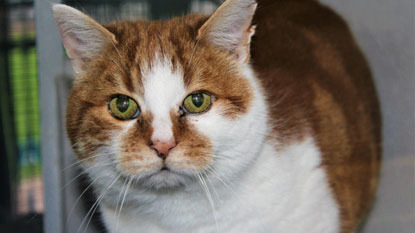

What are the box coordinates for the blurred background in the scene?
[0,0,413,232]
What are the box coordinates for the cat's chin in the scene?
[136,169,194,190]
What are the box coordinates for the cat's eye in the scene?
[108,95,140,120]
[182,92,212,114]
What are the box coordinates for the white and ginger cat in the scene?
[53,0,381,232]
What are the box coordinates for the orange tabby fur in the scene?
[63,0,381,232]
[253,0,381,232]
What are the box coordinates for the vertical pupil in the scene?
[116,96,130,112]
[192,93,204,108]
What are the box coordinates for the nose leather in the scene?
[151,139,176,159]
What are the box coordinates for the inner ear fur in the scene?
[52,4,117,75]
[197,0,257,64]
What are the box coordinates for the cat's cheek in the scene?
[67,106,125,161]
[188,108,238,147]
[116,147,163,176]
[169,118,213,173]
[166,148,213,173]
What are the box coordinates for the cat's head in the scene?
[54,0,267,190]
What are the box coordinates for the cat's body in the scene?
[252,1,381,232]
[53,0,381,233]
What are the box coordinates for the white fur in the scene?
[95,63,339,233]
[100,139,339,233]
[142,57,186,143]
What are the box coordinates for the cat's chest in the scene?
[101,138,339,233]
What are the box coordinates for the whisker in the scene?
[109,40,124,65]
[211,155,234,163]
[62,152,116,171]
[65,176,99,228]
[197,172,220,233]
[206,165,241,202]
[188,38,201,68]
[115,177,133,233]
[114,176,129,229]
[204,170,221,202]
[60,160,118,191]
[205,167,268,233]
[77,174,121,233]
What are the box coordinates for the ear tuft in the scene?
[198,0,257,64]
[52,4,117,75]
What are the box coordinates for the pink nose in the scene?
[150,139,176,159]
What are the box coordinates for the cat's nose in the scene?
[150,138,176,159]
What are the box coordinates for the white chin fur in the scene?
[138,170,194,189]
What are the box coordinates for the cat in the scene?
[52,0,381,232]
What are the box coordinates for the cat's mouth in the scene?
[160,164,169,171]
[138,165,191,189]
[114,157,198,189]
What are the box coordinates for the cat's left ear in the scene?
[197,0,257,64]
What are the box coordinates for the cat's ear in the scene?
[197,0,257,64]
[52,4,117,75]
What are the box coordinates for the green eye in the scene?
[183,92,212,114]
[108,95,140,120]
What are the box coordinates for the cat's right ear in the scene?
[52,4,117,75]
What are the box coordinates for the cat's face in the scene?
[55,0,265,190]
